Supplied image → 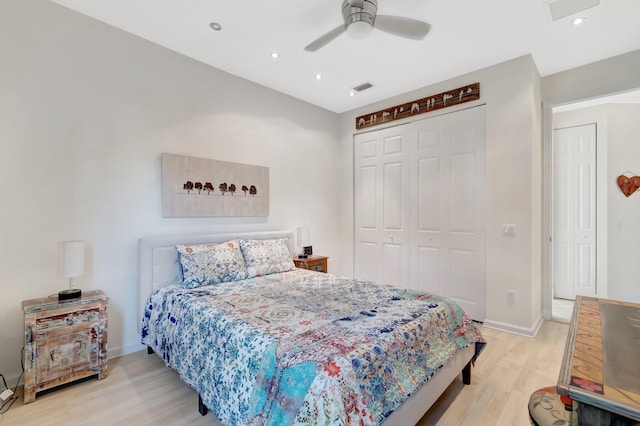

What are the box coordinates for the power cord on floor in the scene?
[0,347,25,415]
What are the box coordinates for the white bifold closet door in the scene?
[354,125,412,287]
[354,106,486,321]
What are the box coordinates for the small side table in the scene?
[293,255,328,273]
[22,290,108,403]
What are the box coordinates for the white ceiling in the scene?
[50,0,640,114]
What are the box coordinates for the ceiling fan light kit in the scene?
[343,0,376,39]
[304,0,430,52]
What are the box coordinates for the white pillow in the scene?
[239,238,295,278]
[176,240,247,289]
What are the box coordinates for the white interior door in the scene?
[354,106,486,321]
[553,124,597,300]
[354,126,411,287]
[410,106,486,320]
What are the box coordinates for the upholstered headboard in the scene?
[137,230,295,332]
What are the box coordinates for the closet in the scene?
[354,105,486,320]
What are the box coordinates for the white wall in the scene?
[542,50,640,105]
[339,55,544,336]
[0,0,349,381]
[607,104,640,302]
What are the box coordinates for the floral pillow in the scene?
[239,238,295,278]
[176,240,247,289]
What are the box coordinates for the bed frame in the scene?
[138,230,474,425]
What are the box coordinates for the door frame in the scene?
[541,86,640,318]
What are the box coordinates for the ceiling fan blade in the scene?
[304,24,346,52]
[374,15,431,40]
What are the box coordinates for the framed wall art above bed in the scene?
[161,153,269,218]
[138,230,485,425]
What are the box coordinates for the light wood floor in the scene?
[0,321,569,426]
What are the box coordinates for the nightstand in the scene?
[293,255,328,273]
[22,290,108,403]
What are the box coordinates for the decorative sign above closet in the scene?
[355,82,480,130]
[617,173,640,197]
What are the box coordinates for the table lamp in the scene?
[59,240,84,301]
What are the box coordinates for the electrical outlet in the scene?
[0,388,13,401]
[507,290,516,305]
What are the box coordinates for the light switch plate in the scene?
[503,224,516,236]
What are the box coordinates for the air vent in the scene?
[352,82,374,92]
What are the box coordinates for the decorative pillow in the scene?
[176,240,247,289]
[239,238,295,278]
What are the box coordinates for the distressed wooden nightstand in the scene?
[293,255,328,273]
[22,290,108,403]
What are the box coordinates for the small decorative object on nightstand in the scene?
[22,290,108,403]
[293,255,328,273]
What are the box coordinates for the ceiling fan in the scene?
[304,0,431,52]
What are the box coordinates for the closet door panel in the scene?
[383,242,403,285]
[354,126,411,287]
[359,165,377,229]
[354,133,382,282]
[450,248,480,304]
[416,246,441,294]
[355,242,378,282]
[450,152,476,232]
[383,162,404,230]
[410,106,486,320]
[417,157,441,232]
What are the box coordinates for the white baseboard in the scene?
[483,313,544,338]
[108,343,146,359]
[3,372,23,388]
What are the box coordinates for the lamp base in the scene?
[58,288,82,301]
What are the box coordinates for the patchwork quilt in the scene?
[141,269,485,425]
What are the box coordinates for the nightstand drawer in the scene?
[293,256,328,273]
[36,308,101,334]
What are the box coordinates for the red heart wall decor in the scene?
[617,175,640,197]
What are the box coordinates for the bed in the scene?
[138,230,485,425]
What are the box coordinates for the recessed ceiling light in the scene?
[315,73,324,80]
[270,51,280,59]
[572,17,585,26]
[349,91,357,97]
[209,22,222,31]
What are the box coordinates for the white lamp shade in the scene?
[297,227,310,247]
[63,241,85,278]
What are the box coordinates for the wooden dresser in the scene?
[22,290,108,403]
